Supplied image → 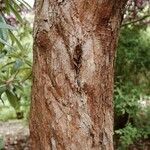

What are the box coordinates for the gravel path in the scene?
[0,120,29,150]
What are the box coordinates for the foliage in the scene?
[114,3,150,148]
[115,123,141,150]
[0,136,4,150]
[116,26,150,88]
[0,21,32,119]
[114,83,140,117]
[114,25,150,148]
[0,0,32,119]
[0,0,31,48]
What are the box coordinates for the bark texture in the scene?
[30,0,127,149]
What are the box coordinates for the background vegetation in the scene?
[0,0,149,149]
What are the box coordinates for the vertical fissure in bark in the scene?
[73,42,83,92]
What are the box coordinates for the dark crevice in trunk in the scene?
[73,43,83,92]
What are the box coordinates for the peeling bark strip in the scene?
[30,0,127,150]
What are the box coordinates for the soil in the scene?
[0,120,29,150]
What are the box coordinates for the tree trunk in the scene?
[30,0,127,149]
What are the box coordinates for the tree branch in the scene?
[121,14,150,27]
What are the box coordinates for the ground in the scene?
[0,120,29,150]
[0,120,149,150]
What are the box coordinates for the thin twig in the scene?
[122,14,150,27]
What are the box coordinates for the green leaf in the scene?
[25,59,32,67]
[14,84,23,91]
[0,37,12,47]
[0,85,6,104]
[21,69,32,82]
[5,0,11,14]
[5,90,20,112]
[9,31,24,51]
[0,15,9,47]
[0,22,16,30]
[9,4,23,23]
[0,86,6,96]
[17,0,32,9]
[0,61,15,70]
[0,43,4,50]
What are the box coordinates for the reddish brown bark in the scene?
[30,0,127,149]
